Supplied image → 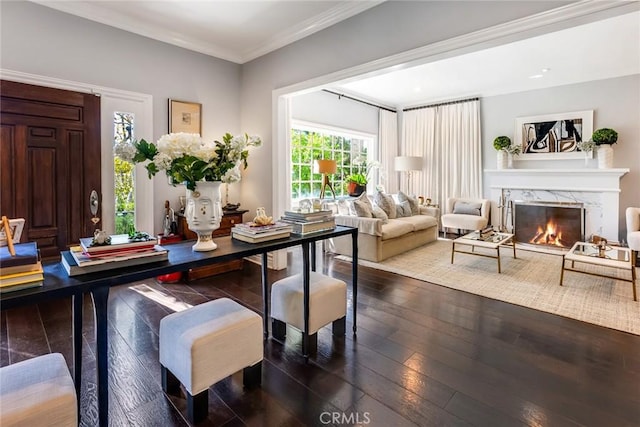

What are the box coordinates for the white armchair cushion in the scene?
[626,207,640,251]
[442,197,490,232]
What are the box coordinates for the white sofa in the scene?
[327,204,439,262]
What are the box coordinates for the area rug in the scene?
[336,240,640,335]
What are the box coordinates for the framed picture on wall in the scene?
[515,110,593,160]
[169,99,202,134]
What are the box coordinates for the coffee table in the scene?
[560,241,637,301]
[451,231,516,273]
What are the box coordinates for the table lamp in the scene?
[394,156,423,194]
[316,159,337,199]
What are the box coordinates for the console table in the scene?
[0,226,358,427]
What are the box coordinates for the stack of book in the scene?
[280,210,335,235]
[61,234,168,276]
[0,242,43,293]
[231,222,292,243]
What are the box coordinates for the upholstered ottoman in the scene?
[270,271,347,352]
[159,298,263,424]
[0,353,77,427]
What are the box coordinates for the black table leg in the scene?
[352,230,358,335]
[311,240,316,272]
[261,252,269,339]
[72,293,83,415]
[302,242,310,361]
[91,285,109,427]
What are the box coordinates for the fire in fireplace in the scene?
[514,201,584,248]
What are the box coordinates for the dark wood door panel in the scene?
[0,80,100,257]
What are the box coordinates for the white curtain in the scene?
[402,99,482,211]
[378,109,398,193]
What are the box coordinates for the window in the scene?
[113,112,135,234]
[290,122,375,205]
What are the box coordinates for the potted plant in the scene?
[591,127,618,169]
[493,136,511,169]
[344,157,379,196]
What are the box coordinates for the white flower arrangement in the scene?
[576,139,596,153]
[114,132,261,191]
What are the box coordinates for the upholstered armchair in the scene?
[441,197,491,238]
[626,207,640,254]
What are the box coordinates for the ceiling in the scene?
[33,0,384,64]
[332,11,640,108]
[33,2,639,107]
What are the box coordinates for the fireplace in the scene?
[514,201,584,248]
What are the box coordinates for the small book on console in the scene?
[0,242,40,268]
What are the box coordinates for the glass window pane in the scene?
[113,111,136,234]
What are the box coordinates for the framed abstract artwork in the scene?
[169,99,202,134]
[514,110,593,160]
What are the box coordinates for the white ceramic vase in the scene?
[184,181,223,251]
[496,150,507,170]
[597,145,614,169]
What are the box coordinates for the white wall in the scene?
[1,1,241,233]
[481,74,640,237]
[291,90,379,136]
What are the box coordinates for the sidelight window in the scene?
[113,112,136,234]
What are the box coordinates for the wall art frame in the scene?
[514,110,593,160]
[169,99,202,134]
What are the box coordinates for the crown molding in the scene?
[276,0,640,96]
[32,1,384,64]
[240,1,385,63]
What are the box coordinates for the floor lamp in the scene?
[394,156,423,195]
[316,159,337,199]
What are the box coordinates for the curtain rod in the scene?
[322,89,397,113]
[403,97,479,112]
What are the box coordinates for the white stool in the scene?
[270,271,347,352]
[159,298,263,424]
[0,353,77,427]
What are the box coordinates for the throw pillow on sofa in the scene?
[396,200,412,217]
[374,190,397,219]
[397,191,419,215]
[371,205,389,223]
[353,192,374,217]
[453,201,482,216]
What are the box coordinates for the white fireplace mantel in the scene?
[484,168,629,192]
[484,168,629,240]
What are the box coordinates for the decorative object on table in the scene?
[231,221,292,243]
[280,209,335,235]
[591,127,618,169]
[0,241,43,292]
[163,200,177,236]
[493,136,511,169]
[514,110,593,160]
[168,99,202,134]
[0,216,23,251]
[345,156,380,197]
[223,182,241,212]
[316,159,337,199]
[394,156,422,194]
[253,207,273,225]
[179,196,186,214]
[114,131,261,251]
[91,229,111,246]
[576,139,596,166]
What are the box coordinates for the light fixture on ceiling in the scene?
[529,74,543,79]
[542,68,550,73]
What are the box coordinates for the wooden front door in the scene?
[1,80,101,258]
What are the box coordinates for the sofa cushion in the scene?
[374,190,397,219]
[334,215,382,236]
[353,198,373,217]
[453,201,482,216]
[397,191,419,215]
[380,220,414,240]
[371,205,389,223]
[396,200,412,217]
[395,215,438,231]
[441,213,488,231]
[337,199,352,216]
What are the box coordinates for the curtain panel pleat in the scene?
[401,99,482,213]
[379,110,398,192]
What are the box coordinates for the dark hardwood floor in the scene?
[2,247,639,426]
